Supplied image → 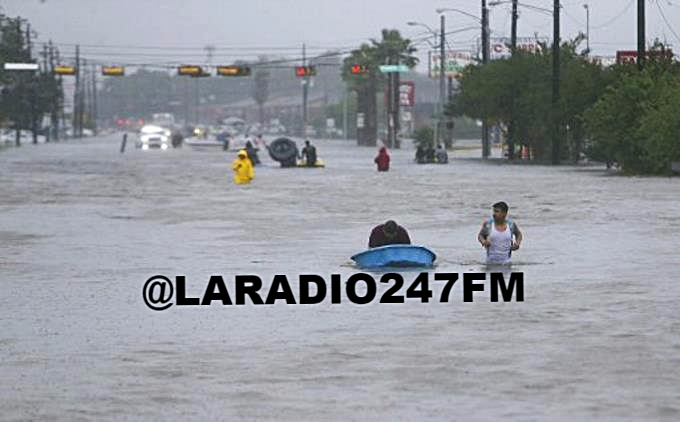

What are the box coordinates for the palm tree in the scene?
[372,30,418,148]
[342,43,379,146]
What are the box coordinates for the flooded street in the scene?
[1,134,679,421]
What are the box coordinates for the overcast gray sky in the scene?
[2,0,679,72]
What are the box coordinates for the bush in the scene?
[413,127,434,149]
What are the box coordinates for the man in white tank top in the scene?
[477,201,523,265]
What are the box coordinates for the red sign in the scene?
[616,51,638,65]
[399,81,415,107]
[616,49,674,65]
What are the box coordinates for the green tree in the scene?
[449,36,608,162]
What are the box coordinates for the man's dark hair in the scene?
[493,201,509,213]
[383,220,398,236]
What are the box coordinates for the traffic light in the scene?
[295,65,316,77]
[101,66,125,76]
[54,65,76,76]
[217,65,252,77]
[350,65,368,75]
[177,65,205,77]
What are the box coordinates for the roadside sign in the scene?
[399,81,415,107]
[488,37,547,60]
[430,51,473,78]
[616,49,674,65]
[4,63,39,71]
[379,64,409,73]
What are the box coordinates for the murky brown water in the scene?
[1,135,679,421]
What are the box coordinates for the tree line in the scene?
[449,37,680,175]
[0,14,63,145]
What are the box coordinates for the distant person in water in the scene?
[369,220,411,248]
[300,140,317,166]
[232,150,254,185]
[435,144,448,164]
[478,201,523,265]
[244,140,260,165]
[374,146,390,171]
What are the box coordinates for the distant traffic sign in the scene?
[178,65,204,76]
[4,63,39,71]
[102,66,125,76]
[217,65,251,76]
[379,64,409,73]
[54,65,77,75]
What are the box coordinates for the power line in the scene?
[655,0,680,44]
[590,0,635,29]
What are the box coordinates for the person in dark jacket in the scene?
[300,140,317,166]
[415,145,426,164]
[374,146,390,172]
[245,140,260,165]
[368,220,412,248]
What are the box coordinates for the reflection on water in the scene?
[1,135,679,421]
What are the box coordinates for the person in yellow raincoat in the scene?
[232,150,254,184]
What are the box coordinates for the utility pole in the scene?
[42,43,49,142]
[73,44,80,138]
[507,0,518,160]
[26,23,39,144]
[439,14,446,147]
[49,41,59,141]
[80,58,87,137]
[637,0,645,70]
[551,0,561,165]
[386,57,393,148]
[342,90,348,140]
[302,43,309,138]
[91,64,98,136]
[481,0,490,159]
[584,4,590,53]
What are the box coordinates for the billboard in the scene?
[430,51,474,78]
[489,37,548,60]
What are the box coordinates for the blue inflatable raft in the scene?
[351,245,437,268]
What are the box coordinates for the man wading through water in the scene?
[478,201,523,265]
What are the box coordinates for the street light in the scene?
[410,19,447,146]
[489,1,552,14]
[438,5,491,157]
[435,7,482,23]
[407,21,437,47]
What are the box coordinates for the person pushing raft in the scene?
[369,220,411,248]
[300,140,318,167]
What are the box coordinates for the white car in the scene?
[136,125,171,150]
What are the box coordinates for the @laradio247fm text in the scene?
[142,272,524,311]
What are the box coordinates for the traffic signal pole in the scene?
[302,43,309,138]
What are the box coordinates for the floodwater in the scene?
[1,134,679,421]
